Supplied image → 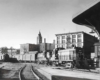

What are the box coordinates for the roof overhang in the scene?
[72,2,100,35]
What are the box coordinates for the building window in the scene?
[57,36,60,40]
[77,39,82,42]
[67,43,72,48]
[57,45,58,48]
[97,46,100,52]
[57,39,60,44]
[62,36,65,39]
[77,43,82,47]
[57,44,60,47]
[66,36,71,43]
[57,40,58,44]
[62,40,65,44]
[62,44,65,48]
[72,39,76,43]
[72,35,76,38]
[77,34,82,38]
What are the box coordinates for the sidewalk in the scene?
[50,66,100,73]
[37,68,52,80]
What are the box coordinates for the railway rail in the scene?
[19,64,41,80]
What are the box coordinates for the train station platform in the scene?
[37,66,100,80]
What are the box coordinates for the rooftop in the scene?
[72,1,100,37]
[56,31,85,36]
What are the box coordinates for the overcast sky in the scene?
[0,0,99,48]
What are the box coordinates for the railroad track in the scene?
[19,64,41,80]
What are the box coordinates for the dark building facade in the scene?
[20,43,39,54]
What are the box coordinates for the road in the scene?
[52,76,92,80]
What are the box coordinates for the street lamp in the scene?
[85,19,100,40]
[89,30,95,34]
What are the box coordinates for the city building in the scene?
[20,43,39,54]
[39,43,55,52]
[55,31,98,49]
[20,31,55,54]
[55,31,99,58]
[39,38,55,52]
[37,32,55,52]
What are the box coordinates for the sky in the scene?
[0,0,99,49]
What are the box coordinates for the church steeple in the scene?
[39,31,42,38]
[37,31,42,44]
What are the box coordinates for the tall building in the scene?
[37,31,42,44]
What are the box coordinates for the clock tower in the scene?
[37,31,42,44]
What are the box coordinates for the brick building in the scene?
[39,43,55,52]
[37,32,55,52]
[20,43,39,54]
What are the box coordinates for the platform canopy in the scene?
[72,2,100,38]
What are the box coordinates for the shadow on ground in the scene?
[52,75,93,80]
[0,68,10,78]
[0,68,18,80]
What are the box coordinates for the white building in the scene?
[55,31,98,49]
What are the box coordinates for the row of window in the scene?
[57,43,82,48]
[57,34,82,40]
[57,38,82,44]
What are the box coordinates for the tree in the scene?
[16,49,20,54]
[44,51,52,65]
[1,47,8,54]
[3,54,9,62]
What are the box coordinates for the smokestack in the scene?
[44,38,46,43]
